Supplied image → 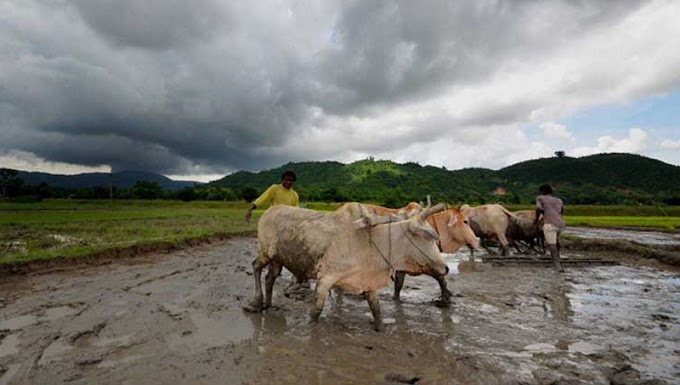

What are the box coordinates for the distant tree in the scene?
[664,196,680,206]
[73,187,96,199]
[131,180,163,199]
[35,182,53,199]
[381,188,407,208]
[0,168,21,197]
[554,150,566,158]
[241,187,259,202]
[176,187,196,202]
[204,186,223,201]
[112,187,132,199]
[201,186,238,201]
[321,187,347,202]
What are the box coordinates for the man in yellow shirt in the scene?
[244,170,299,223]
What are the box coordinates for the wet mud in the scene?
[565,227,680,246]
[0,237,678,384]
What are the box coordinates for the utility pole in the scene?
[109,172,113,200]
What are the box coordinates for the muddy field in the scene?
[1,236,679,385]
[564,227,680,246]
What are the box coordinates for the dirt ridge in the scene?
[0,231,256,278]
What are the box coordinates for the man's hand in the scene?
[245,204,256,224]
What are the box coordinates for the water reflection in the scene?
[565,227,680,246]
[169,310,255,351]
[567,266,680,382]
[244,310,288,335]
[548,274,573,323]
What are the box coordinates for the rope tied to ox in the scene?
[365,216,394,272]
[365,215,440,273]
[399,220,440,264]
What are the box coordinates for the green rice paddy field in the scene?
[1,199,679,265]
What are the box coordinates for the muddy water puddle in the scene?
[0,335,19,358]
[0,237,678,384]
[567,265,680,382]
[169,311,255,351]
[566,226,680,246]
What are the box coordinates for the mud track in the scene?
[0,237,678,384]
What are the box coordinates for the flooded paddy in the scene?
[565,226,680,246]
[0,237,678,384]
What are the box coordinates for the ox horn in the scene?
[353,204,397,229]
[419,203,447,220]
[358,203,368,218]
[352,204,373,229]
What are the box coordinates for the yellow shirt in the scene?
[253,184,299,208]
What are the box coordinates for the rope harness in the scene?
[400,221,440,264]
[366,216,394,272]
[364,215,440,272]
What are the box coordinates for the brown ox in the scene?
[459,204,517,258]
[361,202,422,217]
[244,203,448,331]
[507,210,545,254]
[360,204,479,305]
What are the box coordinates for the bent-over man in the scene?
[535,184,565,272]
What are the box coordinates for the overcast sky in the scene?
[1,0,679,182]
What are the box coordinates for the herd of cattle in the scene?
[243,202,546,331]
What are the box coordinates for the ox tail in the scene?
[499,205,519,219]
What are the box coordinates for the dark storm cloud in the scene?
[0,0,662,175]
[308,0,647,114]
[71,0,230,50]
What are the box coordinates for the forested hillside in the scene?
[211,153,680,206]
[4,153,679,205]
[16,170,199,190]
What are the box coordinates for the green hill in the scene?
[498,153,680,204]
[211,153,680,206]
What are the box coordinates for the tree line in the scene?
[0,168,241,202]
[3,153,680,206]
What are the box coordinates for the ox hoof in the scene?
[373,323,385,332]
[309,310,322,324]
[243,304,263,313]
[243,299,264,313]
[433,299,451,308]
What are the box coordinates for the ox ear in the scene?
[447,214,458,227]
[352,204,371,229]
[352,217,370,229]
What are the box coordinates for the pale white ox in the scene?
[459,204,517,258]
[280,202,423,299]
[244,203,448,331]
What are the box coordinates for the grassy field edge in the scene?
[0,229,256,276]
